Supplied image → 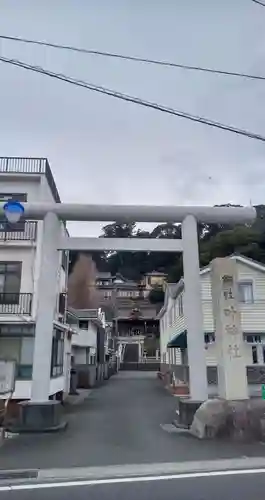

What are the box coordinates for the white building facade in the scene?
[0,157,72,400]
[158,254,265,396]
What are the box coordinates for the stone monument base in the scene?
[177,398,204,428]
[190,398,265,441]
[6,400,67,433]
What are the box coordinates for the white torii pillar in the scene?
[182,215,208,401]
[31,212,61,401]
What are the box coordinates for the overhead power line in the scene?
[252,0,265,6]
[0,54,265,143]
[0,34,265,82]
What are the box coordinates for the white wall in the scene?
[160,292,185,363]
[72,321,97,348]
[160,257,265,368]
[73,346,87,364]
[201,260,265,333]
[0,178,42,202]
[49,376,64,395]
[0,377,65,400]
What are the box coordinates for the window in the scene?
[246,334,261,344]
[252,345,258,364]
[0,262,22,303]
[0,336,34,379]
[61,251,68,271]
[178,295,184,316]
[169,307,173,327]
[51,329,64,377]
[104,290,111,299]
[20,337,34,365]
[0,193,27,202]
[238,281,254,303]
[79,320,88,330]
[0,337,21,363]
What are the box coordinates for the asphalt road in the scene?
[1,471,265,500]
[0,371,265,470]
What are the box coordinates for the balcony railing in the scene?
[0,221,37,241]
[0,157,61,203]
[0,293,32,315]
[0,157,48,174]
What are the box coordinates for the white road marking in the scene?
[1,467,265,491]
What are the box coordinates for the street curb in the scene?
[2,457,265,484]
[37,457,265,482]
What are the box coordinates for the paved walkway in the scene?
[0,372,265,470]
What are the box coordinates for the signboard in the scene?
[221,274,242,360]
[0,360,16,394]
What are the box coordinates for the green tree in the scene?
[69,204,265,284]
[148,286,165,304]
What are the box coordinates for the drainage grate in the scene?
[0,470,38,481]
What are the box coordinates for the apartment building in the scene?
[0,156,72,401]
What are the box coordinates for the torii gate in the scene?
[0,202,256,404]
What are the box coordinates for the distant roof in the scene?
[200,253,265,276]
[68,307,98,319]
[145,271,167,276]
[97,272,112,279]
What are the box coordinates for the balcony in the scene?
[0,157,61,203]
[0,293,32,315]
[0,221,37,241]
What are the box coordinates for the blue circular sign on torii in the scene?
[3,200,25,224]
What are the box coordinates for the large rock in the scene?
[190,398,228,439]
[190,398,265,441]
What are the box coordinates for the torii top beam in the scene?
[0,203,256,224]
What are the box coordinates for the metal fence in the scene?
[161,363,265,385]
[0,293,32,315]
[0,221,37,241]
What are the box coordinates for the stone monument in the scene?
[211,257,248,400]
[190,257,265,441]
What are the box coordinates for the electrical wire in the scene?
[252,0,265,6]
[0,34,265,82]
[0,54,265,143]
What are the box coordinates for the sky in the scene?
[0,0,265,236]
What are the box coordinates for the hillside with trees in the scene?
[69,204,265,284]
